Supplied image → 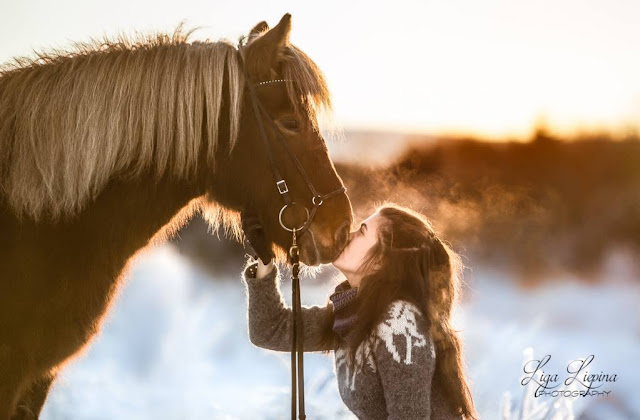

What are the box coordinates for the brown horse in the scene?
[0,14,353,419]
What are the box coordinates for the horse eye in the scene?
[281,119,300,130]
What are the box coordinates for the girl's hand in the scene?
[256,257,275,279]
[241,212,275,265]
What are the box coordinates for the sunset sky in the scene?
[2,0,639,139]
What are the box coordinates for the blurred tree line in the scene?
[172,130,640,286]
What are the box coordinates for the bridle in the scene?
[236,46,347,236]
[236,39,347,420]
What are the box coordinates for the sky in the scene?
[1,0,639,139]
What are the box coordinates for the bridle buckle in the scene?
[277,180,289,194]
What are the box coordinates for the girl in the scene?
[241,202,478,419]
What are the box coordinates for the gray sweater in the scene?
[241,260,464,419]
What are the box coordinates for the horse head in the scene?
[203,14,353,266]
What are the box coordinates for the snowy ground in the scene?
[42,244,640,420]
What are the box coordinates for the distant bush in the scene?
[337,134,640,284]
[172,132,639,285]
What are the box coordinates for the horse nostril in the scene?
[335,222,350,249]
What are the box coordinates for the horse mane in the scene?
[0,21,333,223]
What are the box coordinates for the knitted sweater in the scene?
[241,260,464,420]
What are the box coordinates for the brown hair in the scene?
[321,201,478,419]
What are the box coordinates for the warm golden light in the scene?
[2,0,639,140]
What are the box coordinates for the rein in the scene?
[236,40,347,420]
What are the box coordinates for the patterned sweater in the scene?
[241,260,463,419]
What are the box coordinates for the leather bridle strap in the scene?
[252,98,347,233]
[236,40,347,420]
[236,44,347,235]
[247,76,347,232]
[242,69,293,207]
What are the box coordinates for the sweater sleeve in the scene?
[372,300,435,419]
[241,259,338,352]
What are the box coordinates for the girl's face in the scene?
[332,212,382,276]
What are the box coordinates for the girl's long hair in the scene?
[320,202,478,419]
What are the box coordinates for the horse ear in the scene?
[249,21,269,36]
[245,13,292,78]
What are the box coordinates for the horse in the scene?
[0,13,353,419]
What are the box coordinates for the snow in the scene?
[42,244,640,419]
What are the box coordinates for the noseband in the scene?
[237,39,347,420]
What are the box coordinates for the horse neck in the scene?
[74,72,233,263]
[72,170,204,265]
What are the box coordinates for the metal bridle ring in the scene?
[312,196,324,206]
[278,203,310,232]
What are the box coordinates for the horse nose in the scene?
[334,220,351,250]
